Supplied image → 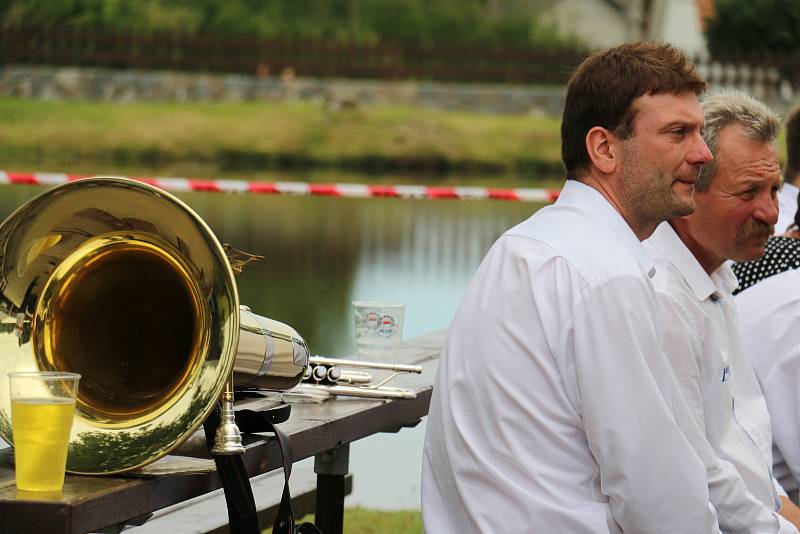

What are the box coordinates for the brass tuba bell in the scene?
[0,177,309,474]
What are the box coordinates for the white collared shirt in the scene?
[777,182,798,234]
[645,222,796,533]
[422,181,720,534]
[737,268,800,494]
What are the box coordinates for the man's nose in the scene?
[687,134,713,165]
[754,192,779,226]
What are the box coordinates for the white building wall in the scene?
[647,0,708,57]
[541,0,641,50]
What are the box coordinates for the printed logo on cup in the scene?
[366,311,379,329]
[376,314,397,337]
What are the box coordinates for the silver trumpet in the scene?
[297,356,423,400]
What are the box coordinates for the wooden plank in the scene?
[0,330,443,534]
[125,464,352,534]
[0,465,155,534]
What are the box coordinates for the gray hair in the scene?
[696,89,780,191]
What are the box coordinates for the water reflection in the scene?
[183,192,538,356]
[0,185,542,508]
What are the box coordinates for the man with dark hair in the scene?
[422,42,717,533]
[645,90,800,533]
[776,106,800,233]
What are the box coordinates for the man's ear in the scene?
[585,126,618,175]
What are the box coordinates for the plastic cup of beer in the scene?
[8,371,80,492]
[353,301,405,363]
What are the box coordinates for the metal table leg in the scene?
[314,443,350,534]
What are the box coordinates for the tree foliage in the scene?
[0,0,577,48]
[705,0,800,56]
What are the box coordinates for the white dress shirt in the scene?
[737,269,800,494]
[645,222,796,534]
[777,182,798,234]
[422,180,720,534]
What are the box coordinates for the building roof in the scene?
[696,0,716,31]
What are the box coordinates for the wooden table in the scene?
[0,331,444,534]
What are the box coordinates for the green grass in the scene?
[0,97,563,183]
[0,97,791,187]
[262,508,422,534]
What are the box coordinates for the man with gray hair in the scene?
[645,89,800,530]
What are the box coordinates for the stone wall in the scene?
[0,65,567,116]
[2,64,797,117]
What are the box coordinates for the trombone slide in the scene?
[309,356,422,374]
[307,383,417,400]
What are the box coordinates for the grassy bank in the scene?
[263,508,422,534]
[0,97,563,184]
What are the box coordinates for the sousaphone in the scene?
[0,177,309,474]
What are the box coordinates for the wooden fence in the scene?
[2,25,799,105]
[0,25,587,85]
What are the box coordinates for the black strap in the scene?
[235,405,292,430]
[203,410,261,534]
[234,408,323,534]
[204,404,324,534]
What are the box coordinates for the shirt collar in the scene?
[712,261,739,295]
[557,180,656,278]
[649,222,735,301]
[783,181,799,198]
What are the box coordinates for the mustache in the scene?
[737,219,773,242]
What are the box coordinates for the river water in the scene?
[0,183,542,509]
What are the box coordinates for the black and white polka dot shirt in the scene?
[732,236,800,295]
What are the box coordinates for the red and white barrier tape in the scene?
[0,171,560,203]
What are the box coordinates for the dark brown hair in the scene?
[786,106,800,185]
[561,41,706,180]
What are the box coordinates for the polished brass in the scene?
[0,177,309,474]
[35,236,206,422]
[235,307,308,391]
[222,244,264,275]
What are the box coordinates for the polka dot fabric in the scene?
[732,236,800,295]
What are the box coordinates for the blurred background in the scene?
[1,0,800,531]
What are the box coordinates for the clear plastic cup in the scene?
[8,371,80,492]
[353,301,405,363]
